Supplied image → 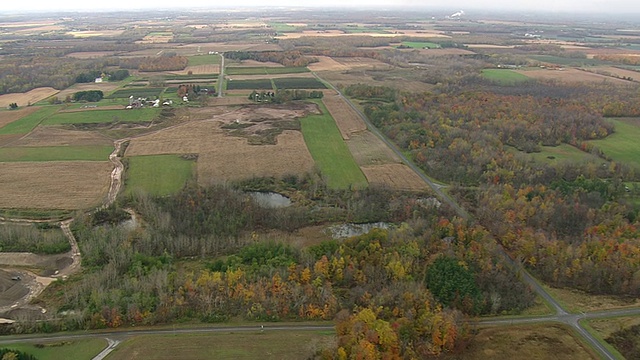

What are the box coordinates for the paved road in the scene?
[313,72,624,360]
[218,53,225,97]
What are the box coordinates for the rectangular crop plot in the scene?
[107,87,165,99]
[187,54,221,66]
[273,77,327,89]
[125,155,195,196]
[0,161,112,209]
[300,101,367,189]
[226,79,273,90]
[481,69,530,84]
[44,108,159,124]
[0,146,113,162]
[226,67,309,75]
[400,41,441,49]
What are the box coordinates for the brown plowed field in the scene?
[322,95,366,140]
[0,107,40,130]
[0,88,59,108]
[346,131,400,166]
[361,164,428,191]
[0,161,112,209]
[12,127,112,147]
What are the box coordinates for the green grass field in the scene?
[300,101,368,190]
[0,106,60,135]
[44,108,159,124]
[226,67,309,76]
[188,54,221,66]
[106,330,335,360]
[399,41,441,49]
[515,144,601,164]
[481,69,530,84]
[0,146,112,162]
[589,118,640,168]
[125,155,195,196]
[1,339,106,360]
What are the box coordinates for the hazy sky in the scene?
[2,0,639,14]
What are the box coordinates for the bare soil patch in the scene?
[0,252,71,274]
[0,135,22,147]
[0,88,59,108]
[516,68,631,84]
[0,161,112,209]
[361,164,428,191]
[209,97,252,106]
[322,94,366,140]
[12,127,112,147]
[0,107,40,130]
[65,51,118,59]
[0,269,29,307]
[443,324,597,360]
[346,131,399,165]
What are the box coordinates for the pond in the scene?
[326,222,392,239]
[249,192,292,208]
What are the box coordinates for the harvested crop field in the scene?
[346,131,400,165]
[308,56,350,72]
[0,107,40,130]
[197,130,314,184]
[0,161,112,209]
[335,57,392,70]
[0,88,59,108]
[322,94,366,140]
[361,164,428,191]
[443,324,597,360]
[125,104,317,183]
[12,127,112,147]
[515,68,631,84]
